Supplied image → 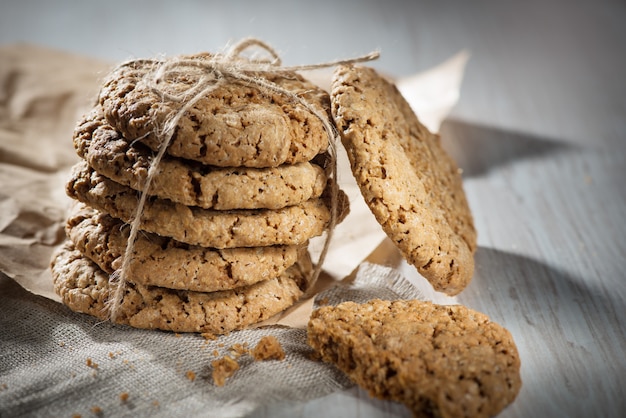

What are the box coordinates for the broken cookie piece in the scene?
[307,299,521,418]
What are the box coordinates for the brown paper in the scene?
[0,43,466,323]
[0,44,112,301]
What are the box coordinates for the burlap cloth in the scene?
[0,44,467,417]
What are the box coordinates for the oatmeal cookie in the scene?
[331,65,476,295]
[98,57,330,168]
[308,299,521,418]
[51,240,313,334]
[73,107,328,210]
[66,202,304,292]
[66,162,338,249]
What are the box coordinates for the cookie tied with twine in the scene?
[100,38,379,323]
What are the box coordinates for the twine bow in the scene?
[108,38,379,321]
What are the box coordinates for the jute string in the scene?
[107,38,379,321]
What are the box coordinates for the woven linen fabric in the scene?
[0,262,424,418]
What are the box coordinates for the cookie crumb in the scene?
[91,405,103,415]
[186,370,196,381]
[72,414,81,418]
[119,392,129,402]
[230,343,249,358]
[251,336,285,361]
[86,358,98,369]
[211,356,240,387]
[201,332,217,341]
[317,297,329,306]
[0,383,7,391]
[212,349,220,357]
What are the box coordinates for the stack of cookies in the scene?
[50,55,346,334]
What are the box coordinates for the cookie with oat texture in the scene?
[307,299,521,418]
[66,161,342,249]
[73,107,328,210]
[331,65,476,295]
[52,240,313,334]
[98,56,331,168]
[66,202,304,292]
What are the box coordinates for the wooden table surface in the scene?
[1,1,624,417]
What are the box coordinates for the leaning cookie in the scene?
[98,56,330,168]
[331,65,476,295]
[66,162,343,249]
[308,299,521,418]
[73,108,328,210]
[66,202,305,292]
[52,240,313,334]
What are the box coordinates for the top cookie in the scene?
[98,57,331,168]
[307,299,521,418]
[331,65,476,295]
